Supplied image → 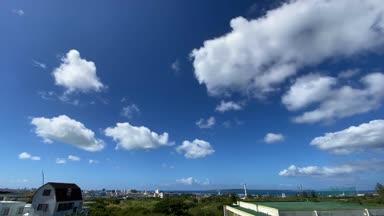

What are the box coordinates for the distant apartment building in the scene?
[224,201,384,216]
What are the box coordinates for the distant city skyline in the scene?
[1,0,384,190]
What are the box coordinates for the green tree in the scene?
[154,198,193,216]
[376,183,384,203]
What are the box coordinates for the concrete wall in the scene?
[257,204,279,216]
[238,201,258,211]
[237,201,279,216]
[228,202,384,216]
[318,210,364,216]
[0,201,26,216]
[224,205,257,216]
[369,209,384,216]
[280,209,372,216]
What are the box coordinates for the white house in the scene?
[31,182,83,216]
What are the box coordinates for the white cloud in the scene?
[18,152,30,159]
[68,155,80,161]
[12,9,24,16]
[176,139,215,159]
[56,158,66,164]
[176,177,210,185]
[264,133,284,143]
[215,100,243,112]
[89,159,99,164]
[282,74,337,111]
[31,115,105,152]
[53,49,104,93]
[176,177,195,185]
[311,119,384,154]
[291,73,384,123]
[196,116,216,129]
[191,0,384,97]
[279,160,384,177]
[32,60,47,69]
[18,152,40,161]
[121,104,140,119]
[104,122,172,150]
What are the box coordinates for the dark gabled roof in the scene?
[46,182,83,202]
[47,182,80,189]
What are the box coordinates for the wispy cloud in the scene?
[18,152,40,161]
[311,119,384,154]
[121,104,140,119]
[171,59,181,74]
[32,60,47,69]
[279,160,384,177]
[283,73,384,123]
[176,177,210,185]
[196,116,215,129]
[37,91,80,106]
[89,159,99,164]
[56,158,66,164]
[12,9,24,16]
[68,155,80,161]
[215,100,244,113]
[264,133,284,143]
[161,163,175,169]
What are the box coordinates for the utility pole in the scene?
[42,170,45,186]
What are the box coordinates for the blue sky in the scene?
[1,0,384,190]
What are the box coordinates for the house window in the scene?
[43,189,51,196]
[1,207,10,216]
[37,204,48,212]
[57,202,74,212]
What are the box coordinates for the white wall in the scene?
[0,201,26,216]
[238,201,258,211]
[237,201,279,216]
[32,184,57,216]
[224,205,257,216]
[257,204,279,216]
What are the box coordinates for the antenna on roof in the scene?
[42,170,45,186]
